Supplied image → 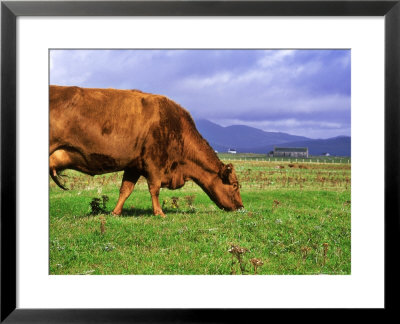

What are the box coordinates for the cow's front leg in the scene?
[112,169,140,216]
[147,178,166,218]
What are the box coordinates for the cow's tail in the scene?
[50,169,68,190]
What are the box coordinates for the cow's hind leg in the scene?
[112,169,140,216]
[146,177,166,218]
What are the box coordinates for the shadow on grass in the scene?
[79,207,199,218]
[118,207,197,217]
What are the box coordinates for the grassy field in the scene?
[49,160,351,275]
[217,153,351,164]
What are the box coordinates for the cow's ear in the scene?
[219,163,233,183]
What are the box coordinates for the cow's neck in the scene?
[184,138,223,189]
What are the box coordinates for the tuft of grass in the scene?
[89,195,110,215]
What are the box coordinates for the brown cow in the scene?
[49,85,244,217]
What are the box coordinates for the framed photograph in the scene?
[1,0,399,321]
[48,48,351,277]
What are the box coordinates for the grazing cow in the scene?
[49,85,244,217]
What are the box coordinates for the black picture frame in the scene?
[1,0,399,322]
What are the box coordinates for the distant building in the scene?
[228,148,237,154]
[273,147,308,158]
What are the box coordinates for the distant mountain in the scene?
[195,119,309,150]
[194,119,351,156]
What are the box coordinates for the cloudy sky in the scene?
[50,49,350,139]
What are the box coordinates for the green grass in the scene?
[50,160,351,275]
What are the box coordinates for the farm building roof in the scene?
[274,147,308,152]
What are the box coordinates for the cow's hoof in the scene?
[111,211,121,216]
[154,211,166,218]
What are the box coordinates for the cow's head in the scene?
[211,163,244,211]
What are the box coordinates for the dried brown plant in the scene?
[228,244,249,274]
[99,215,106,234]
[250,258,264,274]
[323,243,329,265]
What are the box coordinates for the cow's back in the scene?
[50,86,166,163]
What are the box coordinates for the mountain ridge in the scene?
[195,119,351,156]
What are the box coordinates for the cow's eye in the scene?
[233,183,238,190]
